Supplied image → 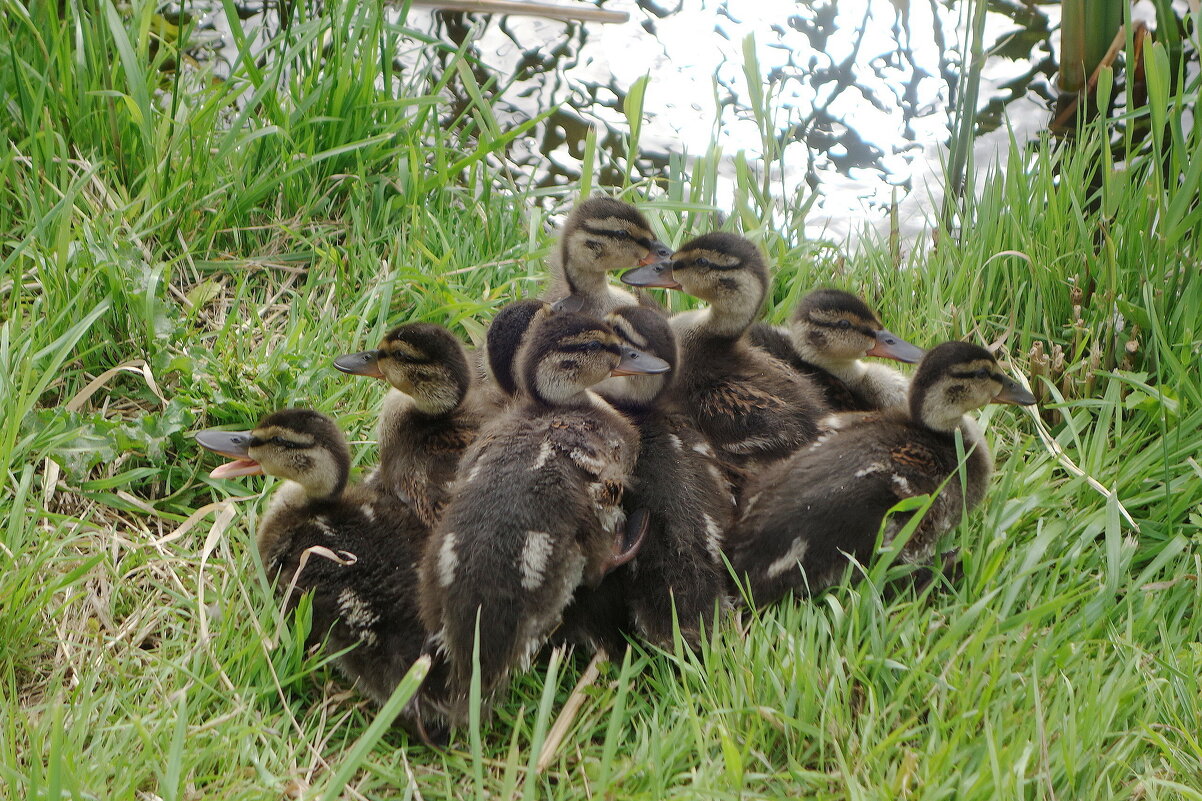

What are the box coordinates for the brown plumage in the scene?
[622,232,830,481]
[417,312,668,722]
[562,305,734,652]
[334,323,483,528]
[195,409,441,733]
[728,341,1035,606]
[748,288,924,412]
[544,197,670,317]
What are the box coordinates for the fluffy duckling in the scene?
[728,342,1035,605]
[749,288,925,412]
[590,305,734,650]
[195,410,437,724]
[622,232,829,476]
[334,324,483,528]
[484,298,552,399]
[418,312,669,719]
[545,197,671,317]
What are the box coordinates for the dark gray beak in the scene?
[993,375,1037,406]
[621,261,681,289]
[865,329,925,363]
[334,350,384,378]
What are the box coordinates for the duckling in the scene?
[418,312,669,720]
[748,288,925,412]
[590,305,734,651]
[195,409,440,727]
[622,232,829,477]
[484,298,552,400]
[545,196,671,316]
[334,323,483,528]
[728,341,1036,606]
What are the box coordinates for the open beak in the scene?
[611,347,671,377]
[333,350,384,379]
[621,261,681,289]
[865,329,925,363]
[195,429,263,478]
[992,375,1037,406]
[637,240,673,266]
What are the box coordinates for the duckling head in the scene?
[485,298,551,398]
[519,312,670,405]
[196,409,351,499]
[622,231,768,336]
[559,197,671,292]
[909,342,1036,432]
[790,288,925,367]
[596,305,679,408]
[334,323,470,415]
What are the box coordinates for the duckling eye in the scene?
[976,368,992,379]
[611,229,630,240]
[585,341,601,352]
[694,257,712,268]
[837,319,852,330]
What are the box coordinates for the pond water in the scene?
[188,0,1176,242]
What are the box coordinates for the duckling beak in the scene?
[621,260,681,289]
[611,346,671,376]
[195,430,263,478]
[333,350,384,379]
[992,375,1037,406]
[638,240,673,266]
[865,329,925,363]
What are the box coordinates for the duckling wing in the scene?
[729,422,963,605]
[621,415,733,649]
[419,408,637,710]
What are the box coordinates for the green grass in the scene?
[3,1,1201,799]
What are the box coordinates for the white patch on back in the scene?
[437,532,459,588]
[533,440,555,471]
[360,504,376,522]
[520,530,555,591]
[337,588,380,646]
[314,516,337,538]
[854,462,887,478]
[667,434,684,450]
[692,441,715,458]
[701,512,724,561]
[569,447,605,474]
[891,474,913,495]
[766,537,808,579]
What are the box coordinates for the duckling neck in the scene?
[912,391,972,434]
[562,262,609,299]
[794,341,868,384]
[675,305,754,341]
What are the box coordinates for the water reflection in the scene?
[191,0,1068,239]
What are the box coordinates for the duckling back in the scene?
[417,312,649,717]
[419,401,639,710]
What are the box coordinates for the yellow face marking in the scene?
[675,248,741,269]
[808,309,872,328]
[609,317,648,350]
[252,426,316,448]
[382,340,424,360]
[587,215,653,240]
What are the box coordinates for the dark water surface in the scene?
[185,1,1174,241]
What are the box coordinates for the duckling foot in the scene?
[604,509,650,575]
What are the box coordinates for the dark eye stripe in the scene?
[559,342,621,356]
[581,225,652,250]
[949,369,999,380]
[812,319,874,336]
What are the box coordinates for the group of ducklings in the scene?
[196,196,1035,741]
